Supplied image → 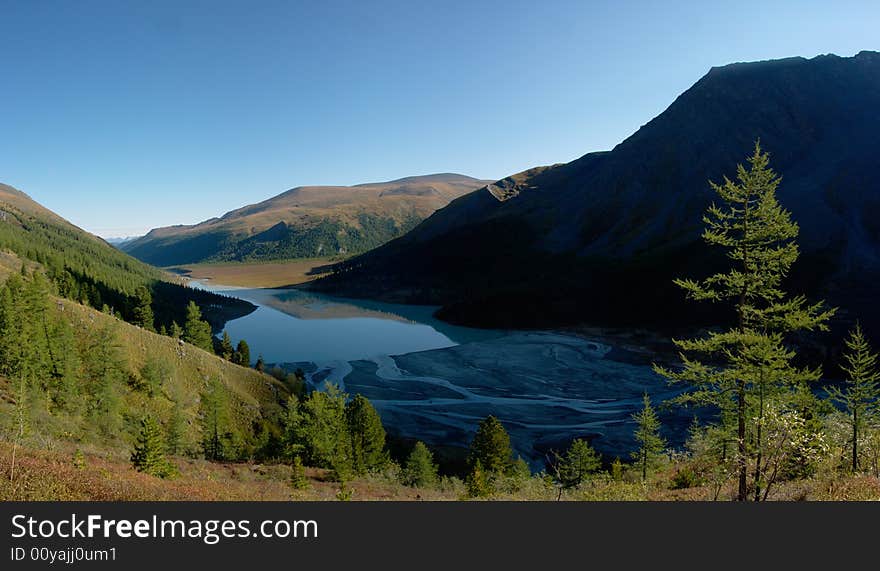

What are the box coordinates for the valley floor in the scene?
[167,258,337,289]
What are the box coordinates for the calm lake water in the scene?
[192,281,504,363]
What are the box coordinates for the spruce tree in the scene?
[401,441,439,488]
[467,415,513,475]
[346,395,389,475]
[183,301,214,353]
[131,416,174,478]
[828,324,880,472]
[654,143,834,501]
[632,393,666,482]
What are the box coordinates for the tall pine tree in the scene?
[632,393,665,482]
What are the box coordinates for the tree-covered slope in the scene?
[0,183,254,331]
[122,173,490,266]
[311,51,880,331]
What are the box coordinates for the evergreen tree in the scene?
[828,324,880,472]
[183,301,214,353]
[137,357,172,397]
[218,331,234,361]
[555,438,602,489]
[283,384,352,480]
[467,415,513,475]
[200,378,231,461]
[346,395,389,475]
[165,397,186,456]
[466,459,492,498]
[131,285,155,331]
[632,393,666,482]
[169,321,183,339]
[290,455,310,490]
[654,143,834,501]
[80,324,126,438]
[401,441,439,488]
[255,354,265,373]
[233,339,251,366]
[131,416,175,478]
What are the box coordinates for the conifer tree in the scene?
[466,459,492,498]
[131,285,155,331]
[200,378,231,461]
[654,143,834,501]
[219,331,234,361]
[346,395,389,475]
[183,301,214,353]
[467,415,513,475]
[290,455,310,490]
[165,397,186,456]
[283,384,352,479]
[555,438,602,489]
[401,441,439,488]
[255,355,265,373]
[233,339,251,366]
[632,393,666,481]
[169,321,183,339]
[828,324,880,472]
[131,416,175,478]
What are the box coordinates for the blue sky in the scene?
[1,1,878,237]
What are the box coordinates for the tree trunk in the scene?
[852,408,858,473]
[737,380,747,501]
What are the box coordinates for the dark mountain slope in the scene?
[311,51,880,331]
[123,173,490,266]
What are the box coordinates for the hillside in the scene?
[311,51,880,331]
[122,173,491,266]
[0,182,254,330]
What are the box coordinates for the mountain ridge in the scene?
[123,173,491,266]
[309,51,880,331]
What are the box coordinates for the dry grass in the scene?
[170,259,337,288]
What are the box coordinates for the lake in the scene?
[193,280,688,467]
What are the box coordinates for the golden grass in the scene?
[169,258,338,288]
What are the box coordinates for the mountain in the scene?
[0,182,254,330]
[310,51,880,331]
[104,235,142,247]
[122,173,491,266]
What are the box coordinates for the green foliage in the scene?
[290,455,310,490]
[255,355,265,373]
[467,415,513,475]
[401,441,439,488]
[554,438,602,489]
[183,301,214,353]
[346,395,389,475]
[200,378,234,461]
[169,321,183,339]
[283,384,352,480]
[466,459,492,498]
[654,142,834,500]
[165,396,186,456]
[131,285,155,331]
[134,357,173,397]
[130,416,176,478]
[827,324,880,472]
[219,331,234,361]
[233,339,251,366]
[632,393,666,481]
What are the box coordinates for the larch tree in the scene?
[233,339,251,366]
[131,416,175,478]
[654,142,834,501]
[345,395,389,475]
[131,285,155,331]
[219,331,234,361]
[183,301,214,353]
[467,415,513,477]
[554,438,602,492]
[632,393,666,482]
[828,324,880,472]
[401,441,439,488]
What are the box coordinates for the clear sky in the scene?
[1,0,878,237]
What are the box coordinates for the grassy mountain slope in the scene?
[122,173,491,266]
[311,51,880,331]
[0,182,254,330]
